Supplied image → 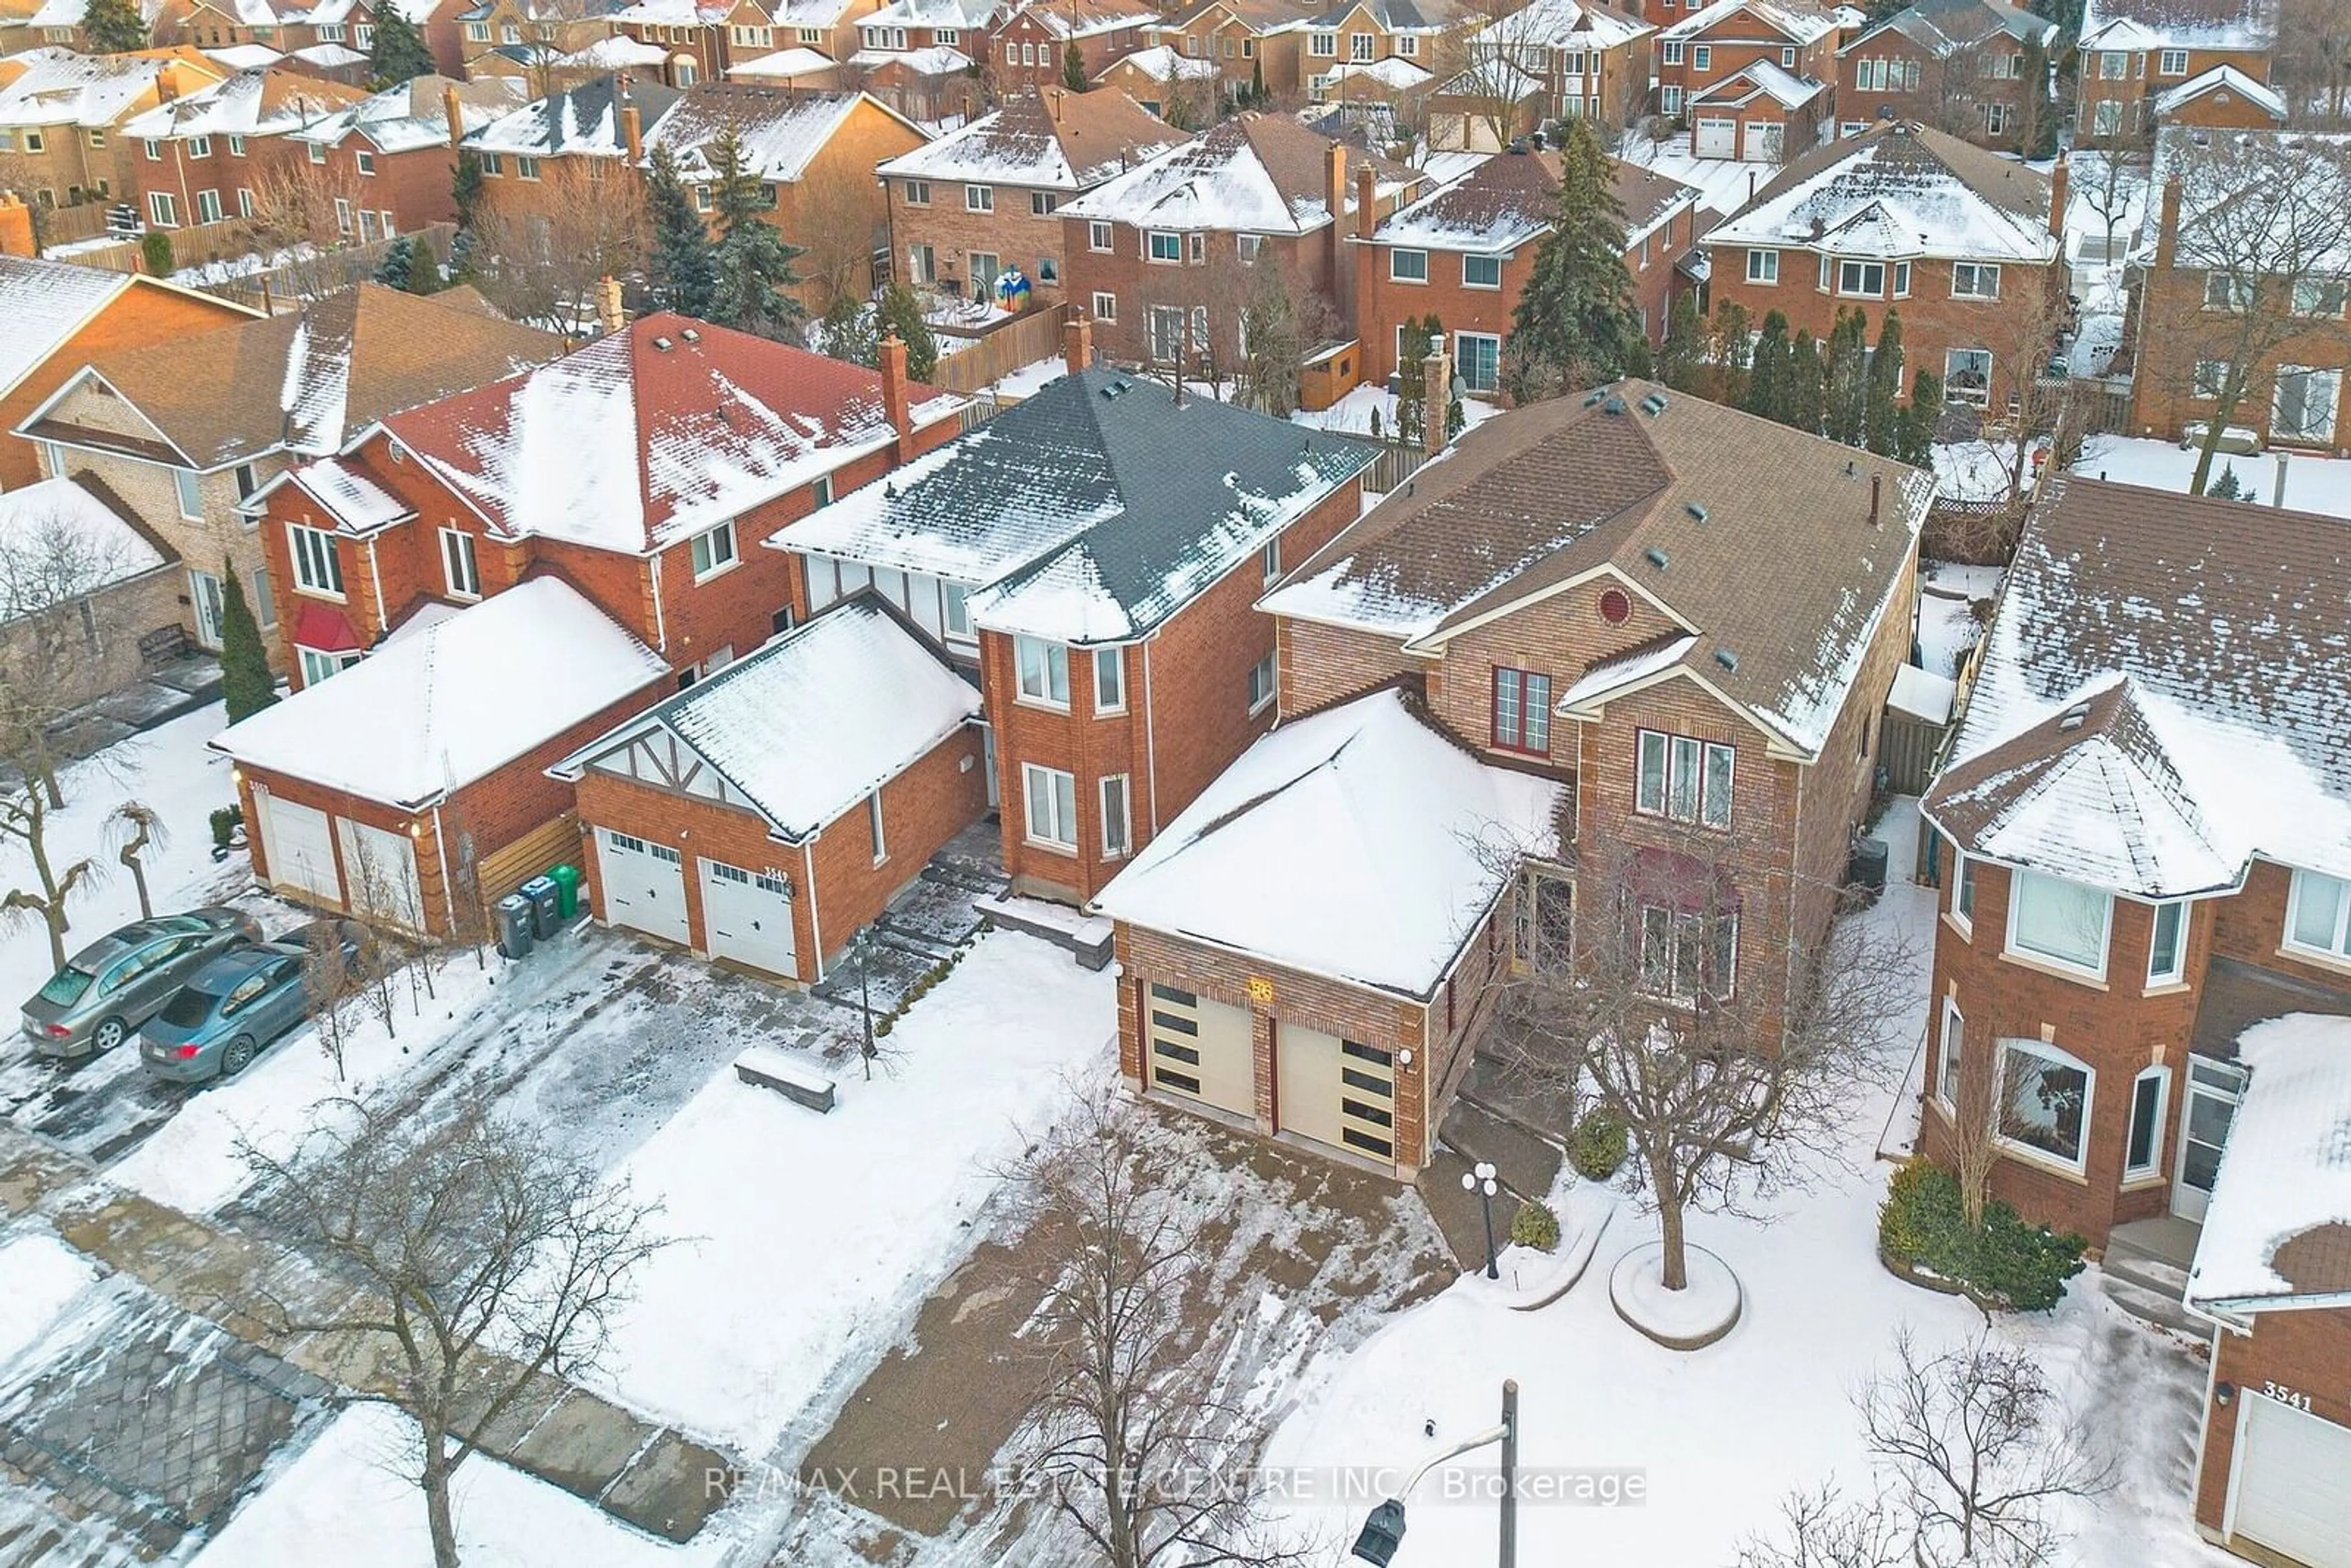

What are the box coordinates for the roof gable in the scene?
[643,86,923,184]
[1707,119,2056,263]
[875,86,1185,190]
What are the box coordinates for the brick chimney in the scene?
[2153,174,2182,271]
[1355,162,1376,241]
[2047,154,2068,241]
[444,81,465,151]
[879,332,915,462]
[156,68,179,102]
[1064,314,1092,376]
[621,102,645,165]
[1422,345,1451,459]
[1325,140,1348,301]
[595,275,625,336]
[0,192,34,260]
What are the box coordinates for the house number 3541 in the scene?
[2261,1381,2314,1412]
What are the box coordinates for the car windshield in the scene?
[157,987,218,1029]
[37,966,96,1007]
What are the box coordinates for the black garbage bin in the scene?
[497,893,535,959]
[522,875,561,939]
[1848,836,1890,900]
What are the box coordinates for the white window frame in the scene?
[1455,331,1500,393]
[195,189,223,224]
[1310,28,1335,54]
[2284,868,2351,962]
[1100,774,1131,858]
[1639,906,1738,1003]
[1837,259,1886,297]
[1691,43,1710,70]
[1093,646,1125,713]
[2192,359,2230,400]
[1030,190,1056,216]
[1146,229,1181,264]
[1936,997,1963,1107]
[2123,1064,2170,1179]
[1745,247,1779,284]
[903,178,930,204]
[356,149,376,176]
[288,522,345,597]
[942,582,972,642]
[2158,47,2187,75]
[964,183,993,212]
[689,520,737,580]
[1389,248,1428,283]
[1951,850,1976,936]
[298,646,352,686]
[2003,868,2113,980]
[186,134,212,159]
[441,527,481,599]
[1247,652,1276,713]
[1462,253,1502,289]
[1995,1037,2094,1171]
[1951,261,2000,300]
[1016,635,1071,707]
[1089,220,1113,252]
[1662,39,1683,64]
[173,467,203,519]
[1022,763,1079,850]
[2147,898,2187,985]
[1634,729,1734,827]
[147,190,179,228]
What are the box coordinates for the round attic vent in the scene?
[1599,588,1632,625]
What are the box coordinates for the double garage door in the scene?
[2232,1392,2351,1566]
[253,792,423,929]
[594,829,798,980]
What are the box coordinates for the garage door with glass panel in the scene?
[1696,117,1738,157]
[256,793,342,904]
[1278,1023,1398,1166]
[2232,1392,2351,1567]
[1144,983,1252,1115]
[597,828,688,945]
[699,858,795,978]
[1742,121,1782,161]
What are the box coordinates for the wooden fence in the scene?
[52,222,457,313]
[929,302,1072,396]
[1360,443,1430,497]
[1921,497,2026,566]
[36,201,116,248]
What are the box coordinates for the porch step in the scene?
[2106,1214,2201,1271]
[2098,1270,2208,1340]
[2104,1248,2191,1301]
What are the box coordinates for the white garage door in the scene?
[699,858,796,978]
[1742,121,1783,162]
[1695,117,1738,158]
[257,793,342,904]
[2234,1392,2351,1567]
[1277,1022,1399,1165]
[1144,983,1253,1116]
[596,828,688,946]
[336,819,424,929]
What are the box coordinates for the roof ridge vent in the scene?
[1640,391,1668,416]
[2057,699,2092,732]
[1685,501,1708,522]
[1714,648,1738,672]
[1644,546,1668,570]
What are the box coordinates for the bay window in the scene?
[1016,636,1070,706]
[2286,868,2351,961]
[2004,869,2111,977]
[1997,1038,2091,1167]
[1023,763,1078,849]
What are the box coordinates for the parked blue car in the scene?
[138,940,330,1082]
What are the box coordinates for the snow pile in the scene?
[0,1231,100,1371]
[2186,1013,2351,1307]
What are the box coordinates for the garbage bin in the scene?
[1848,837,1890,901]
[549,862,581,920]
[497,893,535,959]
[521,875,560,939]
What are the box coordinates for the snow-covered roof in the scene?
[1433,56,1546,102]
[1060,110,1417,234]
[1368,147,1698,255]
[0,47,220,130]
[2142,129,2351,276]
[558,34,673,70]
[1844,0,2052,59]
[1705,119,2057,263]
[212,578,668,806]
[642,86,917,184]
[864,0,996,26]
[609,0,732,20]
[1922,476,2351,898]
[785,367,1373,643]
[849,43,973,72]
[1661,0,1839,43]
[1098,42,1221,83]
[1319,56,1433,89]
[726,45,838,78]
[203,43,285,69]
[1095,689,1559,997]
[1689,58,1827,108]
[876,87,1187,191]
[2080,0,2274,53]
[1472,0,1651,50]
[280,455,415,533]
[0,475,168,625]
[380,313,964,555]
[1010,0,1158,40]
[0,254,130,397]
[1886,662,1955,722]
[288,41,366,66]
[2151,62,2286,120]
[121,66,361,141]
[2186,1014,2351,1310]
[462,72,682,157]
[291,75,527,154]
[558,598,981,841]
[1558,632,1700,710]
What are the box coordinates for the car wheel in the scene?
[90,1017,127,1053]
[221,1037,257,1077]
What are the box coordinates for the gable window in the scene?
[903,178,929,204]
[1100,774,1131,857]
[1662,40,1682,64]
[1951,261,2000,299]
[1016,636,1071,706]
[441,528,481,598]
[2098,50,2128,79]
[1023,763,1078,849]
[288,523,345,596]
[2148,899,2187,985]
[1349,31,1373,60]
[173,468,203,519]
[1837,260,1885,296]
[2004,869,2111,978]
[1951,850,1976,934]
[1247,652,1276,713]
[1997,1038,2091,1168]
[1640,907,1737,1002]
[1635,729,1734,828]
[689,520,737,579]
[1146,230,1181,263]
[1089,220,1113,251]
[1490,667,1551,755]
[1937,997,1963,1105]
[1389,247,1428,282]
[1463,253,1502,288]
[2286,868,2351,961]
[1093,646,1125,712]
[2158,47,2187,75]
[2124,1065,2169,1178]
[965,183,993,212]
[1745,247,1779,283]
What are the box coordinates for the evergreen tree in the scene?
[1655,293,1705,392]
[1897,369,1943,467]
[1788,329,1826,435]
[1501,118,1641,404]
[645,144,718,318]
[705,124,808,339]
[448,152,484,281]
[1864,309,1907,456]
[816,294,879,367]
[2206,461,2246,499]
[219,565,278,724]
[368,7,435,86]
[407,236,444,293]
[139,230,174,278]
[1062,40,1087,91]
[373,234,415,290]
[1822,307,1869,445]
[1742,310,1794,425]
[1708,300,1753,407]
[82,0,146,53]
[873,282,939,381]
[1395,315,1440,446]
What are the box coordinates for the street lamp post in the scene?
[1349,1379,1520,1568]
[1462,1160,1500,1280]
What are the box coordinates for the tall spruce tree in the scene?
[645,144,718,318]
[1822,307,1869,445]
[1062,40,1087,91]
[369,8,435,86]
[1897,369,1943,467]
[1742,310,1794,425]
[82,0,146,52]
[1788,329,1826,435]
[448,151,484,280]
[219,565,278,724]
[1655,293,1705,392]
[873,282,939,380]
[1707,300,1753,407]
[1501,119,1641,404]
[705,125,808,339]
[1395,315,1441,446]
[1864,310,1907,456]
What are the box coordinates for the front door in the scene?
[189,568,226,648]
[2172,1055,2248,1221]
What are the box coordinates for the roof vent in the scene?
[884,479,899,500]
[1644,546,1669,570]
[1603,395,1627,416]
[1640,391,1668,416]
[651,336,673,351]
[680,326,700,343]
[1685,501,1708,523]
[1583,389,1608,408]
[1845,458,1858,477]
[2058,700,2091,731]
[1714,648,1738,672]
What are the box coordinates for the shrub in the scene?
[209,804,242,849]
[139,231,174,278]
[1508,1199,1561,1253]
[1967,1201,2088,1312]
[1878,1158,1965,1268]
[1879,1158,2087,1311]
[1567,1109,1628,1180]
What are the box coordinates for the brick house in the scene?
[1702,120,2061,416]
[213,576,671,935]
[14,283,561,662]
[1687,59,1827,163]
[461,71,683,200]
[1352,147,1703,389]
[767,0,894,68]
[1833,0,2054,150]
[876,85,1186,303]
[1292,0,1452,105]
[0,47,225,213]
[1106,381,1929,1177]
[847,0,999,121]
[639,84,926,310]
[285,75,527,237]
[1140,0,1319,102]
[774,326,1378,905]
[609,0,779,85]
[988,0,1154,95]
[455,0,629,80]
[1455,0,1654,141]
[1913,475,2351,1566]
[2122,128,2350,452]
[119,64,364,234]
[244,312,965,688]
[2148,62,2285,130]
[1655,0,1839,138]
[1058,111,1425,369]
[553,595,986,983]
[2075,0,2275,146]
[1090,42,1220,119]
[0,254,255,491]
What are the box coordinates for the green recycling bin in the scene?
[549,863,581,920]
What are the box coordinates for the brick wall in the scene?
[888,170,1075,303]
[1276,613,1428,715]
[2128,253,2351,451]
[2077,45,2271,144]
[2194,1311,2351,1541]
[1833,31,2043,149]
[130,130,312,233]
[1063,218,1338,367]
[1659,18,1837,118]
[311,137,464,235]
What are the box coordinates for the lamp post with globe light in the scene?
[1463,1160,1500,1280]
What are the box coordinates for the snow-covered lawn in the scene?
[1263,803,2230,1567]
[192,1401,725,1568]
[2076,436,2351,518]
[588,929,1114,1454]
[1292,383,1503,440]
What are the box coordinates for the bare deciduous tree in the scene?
[108,800,163,920]
[789,166,882,315]
[244,1100,667,1568]
[1432,0,1550,154]
[2278,0,2351,127]
[467,161,648,338]
[1735,1482,1907,1568]
[300,918,362,1081]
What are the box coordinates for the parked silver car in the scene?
[18,909,265,1057]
